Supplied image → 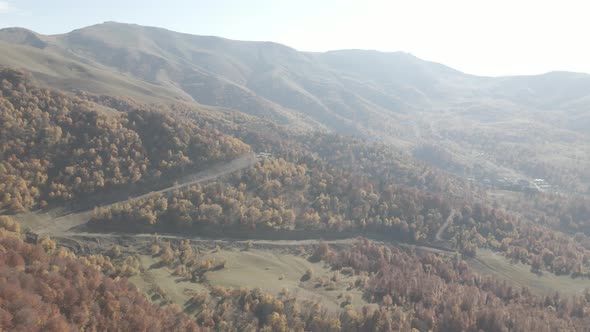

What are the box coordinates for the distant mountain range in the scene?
[2,22,589,136]
[1,22,589,187]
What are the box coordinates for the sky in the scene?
[1,0,589,76]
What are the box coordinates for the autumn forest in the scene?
[2,20,590,332]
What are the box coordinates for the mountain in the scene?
[1,22,589,131]
[0,22,477,133]
[1,21,589,191]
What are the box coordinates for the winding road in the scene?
[435,209,456,242]
[20,151,459,257]
[23,153,256,236]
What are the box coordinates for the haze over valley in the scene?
[2,22,588,193]
[1,19,590,332]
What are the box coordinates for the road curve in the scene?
[102,152,257,210]
[27,152,256,236]
[435,209,456,242]
[26,151,458,258]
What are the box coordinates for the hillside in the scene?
[3,21,590,332]
[0,225,199,331]
[0,68,250,213]
[1,22,589,192]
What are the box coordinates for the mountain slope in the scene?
[0,67,250,212]
[0,22,471,134]
[1,22,590,192]
[3,21,590,135]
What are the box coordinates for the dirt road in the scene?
[19,150,456,257]
[435,209,456,242]
[21,153,256,236]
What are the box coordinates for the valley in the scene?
[2,22,589,195]
[2,21,590,331]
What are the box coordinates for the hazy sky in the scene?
[1,0,589,76]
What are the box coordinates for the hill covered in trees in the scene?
[0,68,249,213]
[90,133,590,278]
[1,21,589,192]
[1,21,590,331]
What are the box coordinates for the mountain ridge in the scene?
[6,21,590,77]
[1,21,589,191]
[2,21,589,132]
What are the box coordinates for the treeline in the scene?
[139,237,590,331]
[6,214,590,331]
[90,156,451,243]
[435,202,590,277]
[242,132,474,196]
[176,107,472,197]
[319,239,590,331]
[0,67,250,213]
[0,221,198,331]
[504,192,590,237]
[439,126,590,194]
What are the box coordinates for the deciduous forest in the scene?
[1,17,590,331]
